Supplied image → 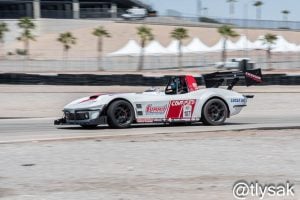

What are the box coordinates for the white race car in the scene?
[54,69,262,128]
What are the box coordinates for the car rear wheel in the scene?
[107,100,134,129]
[202,98,228,126]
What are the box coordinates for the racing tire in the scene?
[80,125,98,129]
[107,100,135,129]
[202,98,228,126]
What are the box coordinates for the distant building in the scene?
[0,0,155,19]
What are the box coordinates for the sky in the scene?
[142,0,299,21]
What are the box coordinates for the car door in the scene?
[164,93,198,121]
[133,92,171,123]
[134,92,199,123]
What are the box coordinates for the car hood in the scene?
[64,93,108,110]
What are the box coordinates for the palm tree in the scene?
[218,25,239,64]
[282,10,290,21]
[57,32,77,59]
[17,17,36,58]
[253,1,263,20]
[0,22,9,58]
[92,26,111,71]
[170,27,189,68]
[137,25,154,71]
[227,0,237,19]
[261,33,277,69]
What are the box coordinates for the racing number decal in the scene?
[166,99,196,119]
[183,104,192,118]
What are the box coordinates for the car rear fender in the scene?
[195,89,235,118]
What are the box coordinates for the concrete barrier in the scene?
[0,73,299,86]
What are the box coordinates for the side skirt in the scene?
[136,118,201,124]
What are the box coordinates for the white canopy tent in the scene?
[234,35,256,50]
[252,35,300,52]
[109,36,300,56]
[185,38,211,53]
[144,41,170,55]
[252,35,267,50]
[209,38,238,52]
[272,36,299,52]
[109,39,141,56]
[166,40,190,54]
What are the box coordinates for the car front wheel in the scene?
[107,100,134,129]
[202,98,228,126]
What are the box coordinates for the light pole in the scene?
[243,0,254,57]
[203,7,208,17]
[197,0,202,18]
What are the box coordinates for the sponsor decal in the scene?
[136,118,154,123]
[231,98,247,103]
[171,99,196,106]
[153,118,165,123]
[167,99,197,119]
[168,118,200,122]
[183,104,193,118]
[145,104,167,115]
[245,72,262,82]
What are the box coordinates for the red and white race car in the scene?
[54,69,262,128]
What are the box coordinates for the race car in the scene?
[54,69,262,129]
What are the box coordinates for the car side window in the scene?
[179,77,188,94]
[165,77,188,95]
[165,78,177,95]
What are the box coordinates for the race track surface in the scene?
[0,86,300,200]
[0,93,300,143]
[0,115,299,144]
[0,127,299,200]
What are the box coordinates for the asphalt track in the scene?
[0,114,299,144]
[0,87,299,144]
[0,87,300,200]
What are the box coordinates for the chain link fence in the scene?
[1,51,300,72]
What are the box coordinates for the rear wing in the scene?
[202,69,262,90]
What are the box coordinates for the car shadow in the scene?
[57,122,253,130]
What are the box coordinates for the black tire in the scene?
[202,98,228,126]
[107,100,135,129]
[80,125,98,129]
